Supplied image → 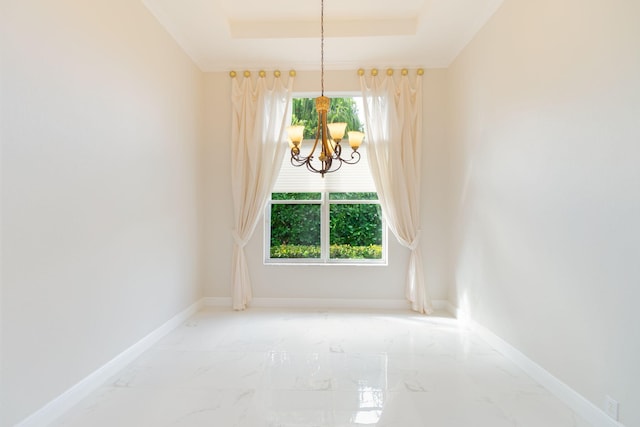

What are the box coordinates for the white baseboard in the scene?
[457,308,623,427]
[436,299,457,315]
[204,296,453,313]
[202,296,233,307]
[16,300,203,427]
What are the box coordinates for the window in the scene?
[268,192,384,263]
[265,96,386,264]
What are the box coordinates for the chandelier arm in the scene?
[289,149,330,175]
[291,156,321,174]
[290,155,310,167]
[308,134,322,161]
[318,157,333,176]
[305,158,327,175]
[290,152,349,175]
[320,158,344,174]
[332,142,342,159]
[338,150,362,165]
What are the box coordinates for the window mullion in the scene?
[321,191,330,261]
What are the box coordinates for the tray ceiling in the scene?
[142,0,504,71]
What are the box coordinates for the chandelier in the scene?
[286,0,365,177]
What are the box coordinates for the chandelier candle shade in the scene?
[287,0,364,177]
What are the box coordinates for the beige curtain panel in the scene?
[230,70,295,310]
[359,68,432,314]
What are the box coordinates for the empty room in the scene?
[1,0,638,426]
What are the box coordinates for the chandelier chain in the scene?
[321,0,324,96]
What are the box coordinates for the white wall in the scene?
[0,1,205,425]
[446,0,640,425]
[203,69,449,304]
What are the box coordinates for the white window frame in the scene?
[264,191,387,265]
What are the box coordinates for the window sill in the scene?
[264,260,388,267]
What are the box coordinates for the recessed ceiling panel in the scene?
[219,0,427,20]
[142,0,504,71]
[229,18,418,39]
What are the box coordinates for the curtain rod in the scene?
[357,68,424,76]
[229,70,297,78]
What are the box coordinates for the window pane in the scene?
[272,192,321,201]
[329,204,382,259]
[292,97,364,140]
[329,192,378,200]
[270,204,321,258]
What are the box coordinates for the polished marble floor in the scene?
[53,308,592,426]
